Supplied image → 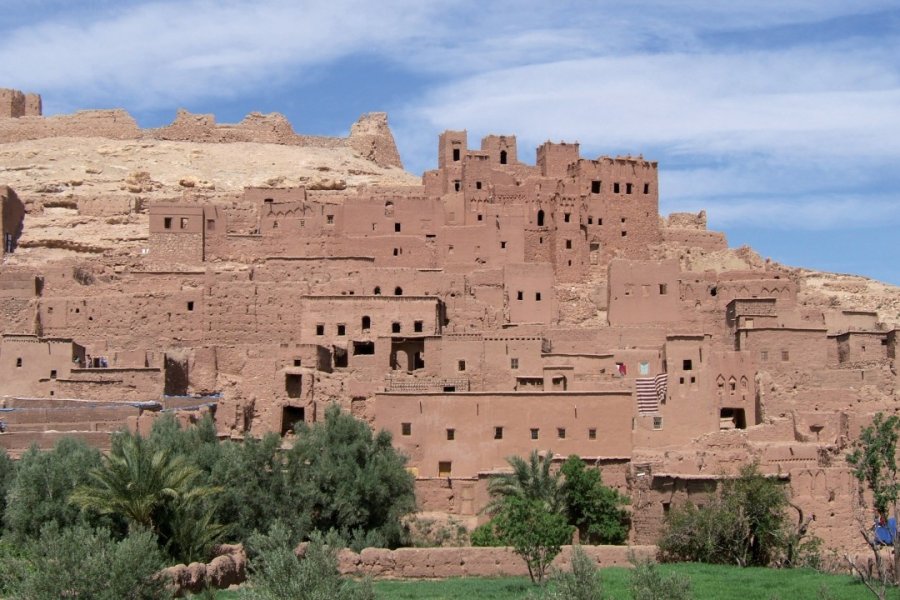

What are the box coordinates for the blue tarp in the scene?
[875,517,897,546]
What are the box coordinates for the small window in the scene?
[564,213,571,223]
[187,301,194,311]
[401,422,411,436]
[517,291,524,300]
[300,219,306,227]
[501,241,507,249]
[394,287,403,296]
[626,183,633,194]
[782,350,790,362]
[639,361,650,375]
[353,341,375,355]
[454,181,461,192]
[591,180,601,194]
[659,283,668,295]
[458,360,466,372]
[494,426,504,439]
[557,427,566,439]
[180,217,189,229]
[683,359,693,371]
[537,210,545,227]
[163,217,172,229]
[393,248,399,256]
[439,461,452,477]
[477,214,483,221]
[392,322,401,333]
[614,182,621,193]
[530,428,539,440]
[588,428,597,440]
[206,219,215,231]
[760,350,768,361]
[362,316,371,330]
[588,217,593,225]
[326,214,334,224]
[621,217,626,223]
[565,239,572,249]
[49,369,57,379]
[337,324,346,336]
[395,222,401,232]
[316,324,325,336]
[374,287,381,295]
[510,358,519,369]
[598,218,603,226]
[414,320,423,333]
[644,183,650,194]
[285,373,302,398]
[500,150,508,164]
[293,359,302,367]
[535,292,542,301]
[446,428,455,441]
[621,231,627,237]
[476,181,482,190]
[653,416,663,430]
[453,148,460,161]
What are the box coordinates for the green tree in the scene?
[493,496,574,584]
[13,523,170,600]
[285,404,416,550]
[4,437,104,540]
[71,432,223,563]
[240,522,374,600]
[0,447,15,520]
[658,463,797,567]
[486,449,564,515]
[560,456,630,544]
[846,412,900,598]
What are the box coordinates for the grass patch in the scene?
[204,563,874,599]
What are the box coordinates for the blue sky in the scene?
[2,1,899,284]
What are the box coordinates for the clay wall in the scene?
[662,228,728,251]
[537,141,580,178]
[0,89,26,118]
[77,196,142,217]
[504,263,558,324]
[0,110,141,143]
[374,390,633,478]
[833,331,890,365]
[824,310,879,333]
[607,259,681,325]
[148,204,206,264]
[739,327,829,370]
[0,335,83,397]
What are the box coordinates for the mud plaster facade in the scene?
[1,95,899,552]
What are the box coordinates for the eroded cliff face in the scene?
[1,90,899,554]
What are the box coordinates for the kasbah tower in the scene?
[1,86,898,552]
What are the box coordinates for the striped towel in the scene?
[636,373,668,415]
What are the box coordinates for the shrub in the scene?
[470,522,504,547]
[560,455,630,544]
[628,557,692,600]
[493,496,574,584]
[240,522,374,600]
[539,545,605,600]
[12,523,169,600]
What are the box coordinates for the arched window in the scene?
[500,150,508,165]
[361,316,371,331]
[537,210,545,227]
[394,286,403,296]
[373,287,381,295]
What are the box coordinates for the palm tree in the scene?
[70,433,218,534]
[486,449,564,516]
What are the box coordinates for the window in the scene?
[530,428,540,440]
[683,359,693,371]
[15,357,22,368]
[414,320,423,333]
[163,217,172,229]
[446,428,455,441]
[206,219,215,231]
[393,248,399,256]
[621,231,627,237]
[501,241,507,249]
[591,180,601,193]
[535,292,542,301]
[438,461,452,477]
[782,350,790,362]
[394,286,403,296]
[458,360,466,372]
[537,210,545,226]
[453,148,460,161]
[401,422,411,436]
[598,218,603,226]
[353,341,375,355]
[315,324,325,336]
[293,359,302,367]
[285,374,302,398]
[361,316,371,330]
[337,324,346,336]
[639,361,650,375]
[476,181,482,190]
[588,217,593,224]
[326,214,334,225]
[187,301,194,311]
[477,214,483,221]
[395,222,401,232]
[614,182,621,193]
[621,217,626,223]
[374,286,381,295]
[760,350,768,361]
[564,213,571,223]
[454,181,461,192]
[333,346,348,368]
[557,427,566,439]
[588,428,597,440]
[659,283,668,295]
[500,150,507,164]
[517,291,524,301]
[510,358,519,369]
[626,183,633,194]
[565,239,572,249]
[50,369,57,379]
[392,322,401,333]
[644,183,650,194]
[180,217,189,229]
[653,416,663,430]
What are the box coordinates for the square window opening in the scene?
[564,213,571,223]
[510,357,519,369]
[336,324,346,336]
[50,369,57,379]
[401,422,411,436]
[458,360,466,372]
[530,428,540,440]
[614,182,621,193]
[535,292,542,301]
[392,322,401,333]
[494,426,504,440]
[395,222,401,232]
[446,428,455,441]
[653,416,663,430]
[414,320,423,333]
[180,217,189,229]
[163,217,172,229]
[316,324,325,336]
[285,373,303,398]
[591,180,601,194]
[588,428,597,440]
[438,461,452,477]
[683,359,693,371]
[557,427,566,439]
[187,301,194,311]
